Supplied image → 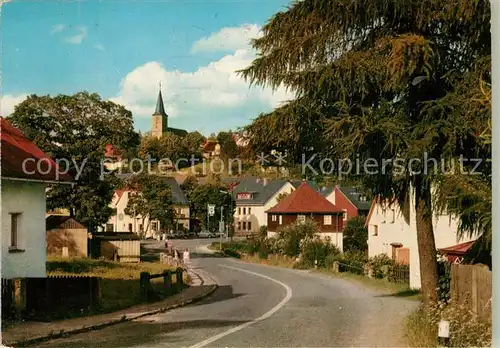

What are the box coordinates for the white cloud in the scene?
[191,24,262,53]
[0,94,28,116]
[94,44,105,51]
[111,24,295,133]
[51,24,65,35]
[66,26,88,44]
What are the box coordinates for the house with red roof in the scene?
[266,182,345,251]
[1,117,74,278]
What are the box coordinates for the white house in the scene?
[366,191,477,289]
[1,117,74,278]
[229,177,296,236]
[105,177,190,237]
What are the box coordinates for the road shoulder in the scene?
[1,268,218,347]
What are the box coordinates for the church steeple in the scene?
[154,83,167,117]
[151,83,168,139]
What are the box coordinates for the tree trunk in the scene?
[414,180,439,307]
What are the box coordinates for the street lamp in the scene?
[220,190,233,242]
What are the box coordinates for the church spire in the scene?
[154,83,167,117]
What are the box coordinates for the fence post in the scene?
[332,261,339,273]
[176,268,184,289]
[163,270,172,294]
[471,265,478,314]
[140,272,150,302]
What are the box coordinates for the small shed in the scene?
[46,216,88,258]
[90,232,140,263]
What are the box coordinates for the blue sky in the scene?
[1,0,294,135]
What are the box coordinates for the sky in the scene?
[0,0,295,136]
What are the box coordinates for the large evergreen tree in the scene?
[240,0,490,306]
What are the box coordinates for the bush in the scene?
[300,236,341,268]
[368,254,394,279]
[405,301,491,347]
[437,260,452,303]
[275,219,318,257]
[337,251,368,275]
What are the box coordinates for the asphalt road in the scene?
[38,240,418,347]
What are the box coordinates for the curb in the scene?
[7,271,218,347]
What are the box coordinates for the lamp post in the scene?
[220,190,233,242]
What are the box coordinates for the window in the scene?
[128,223,133,232]
[243,221,247,230]
[106,223,114,232]
[272,214,277,222]
[248,207,251,215]
[343,209,348,221]
[243,207,246,215]
[139,224,143,232]
[373,225,379,236]
[152,221,158,232]
[390,209,395,223]
[248,222,252,231]
[297,215,306,223]
[237,222,241,230]
[279,215,283,225]
[10,213,21,248]
[324,215,332,225]
[238,207,241,215]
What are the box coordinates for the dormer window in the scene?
[237,192,253,200]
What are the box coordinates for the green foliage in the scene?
[342,216,368,252]
[405,302,491,348]
[183,181,235,231]
[368,254,394,279]
[217,131,239,160]
[299,236,341,268]
[124,174,175,234]
[258,225,268,238]
[437,259,452,303]
[240,0,491,305]
[275,219,318,257]
[336,251,368,275]
[8,92,139,230]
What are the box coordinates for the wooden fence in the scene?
[140,267,185,302]
[26,276,101,321]
[450,263,492,317]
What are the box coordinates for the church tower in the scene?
[151,85,168,139]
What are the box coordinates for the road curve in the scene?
[38,246,418,347]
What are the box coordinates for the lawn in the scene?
[47,257,191,313]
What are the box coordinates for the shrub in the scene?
[300,236,341,268]
[368,254,394,279]
[337,251,368,275]
[437,260,452,303]
[405,301,491,347]
[275,219,318,257]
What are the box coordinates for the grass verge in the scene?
[47,257,190,315]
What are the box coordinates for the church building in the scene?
[151,87,188,138]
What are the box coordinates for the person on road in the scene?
[183,248,190,268]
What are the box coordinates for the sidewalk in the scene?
[1,268,217,347]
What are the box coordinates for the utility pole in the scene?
[220,206,224,251]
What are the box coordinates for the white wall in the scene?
[367,194,478,289]
[234,181,296,233]
[1,180,47,278]
[106,191,160,238]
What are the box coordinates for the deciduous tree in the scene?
[8,92,139,231]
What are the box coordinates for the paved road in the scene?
[39,241,418,347]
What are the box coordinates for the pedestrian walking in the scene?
[183,248,190,268]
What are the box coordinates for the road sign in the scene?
[219,221,225,233]
[208,204,215,216]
